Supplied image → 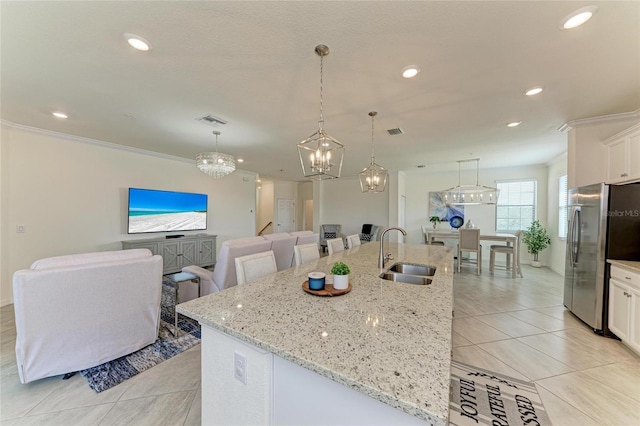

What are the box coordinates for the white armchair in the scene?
[211,238,273,292]
[13,249,163,384]
[262,233,297,271]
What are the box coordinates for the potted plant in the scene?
[429,216,441,229]
[523,220,551,268]
[331,261,351,290]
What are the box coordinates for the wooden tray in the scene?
[302,281,352,297]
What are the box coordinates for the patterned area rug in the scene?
[450,360,551,426]
[80,281,200,392]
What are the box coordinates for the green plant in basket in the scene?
[331,261,351,276]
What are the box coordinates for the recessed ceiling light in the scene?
[507,121,522,127]
[401,65,421,79]
[525,87,543,96]
[52,112,68,119]
[561,6,598,29]
[124,33,152,51]
[237,158,244,163]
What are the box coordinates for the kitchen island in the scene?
[177,242,454,425]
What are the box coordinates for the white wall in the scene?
[0,125,7,302]
[1,123,257,306]
[567,114,639,188]
[317,175,390,237]
[257,181,274,234]
[297,181,313,231]
[405,164,550,265]
[547,153,568,275]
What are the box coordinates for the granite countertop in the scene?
[177,242,454,425]
[607,259,640,273]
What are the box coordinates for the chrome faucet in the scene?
[378,227,407,268]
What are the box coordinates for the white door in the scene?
[276,199,295,233]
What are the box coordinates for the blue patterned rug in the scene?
[79,280,200,392]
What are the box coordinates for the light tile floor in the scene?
[1,263,639,425]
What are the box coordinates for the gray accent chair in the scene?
[359,224,380,243]
[319,224,344,252]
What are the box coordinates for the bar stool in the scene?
[235,250,278,285]
[346,234,361,249]
[490,230,524,278]
[327,238,345,255]
[294,243,320,266]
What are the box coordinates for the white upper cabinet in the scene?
[605,123,640,184]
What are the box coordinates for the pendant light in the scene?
[196,131,236,178]
[297,45,345,180]
[439,158,499,205]
[359,111,388,193]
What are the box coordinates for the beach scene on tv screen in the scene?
[128,189,207,233]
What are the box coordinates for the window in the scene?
[496,180,537,232]
[558,175,568,238]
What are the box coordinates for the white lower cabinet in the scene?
[201,325,429,425]
[608,264,640,354]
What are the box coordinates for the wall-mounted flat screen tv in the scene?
[127,188,208,234]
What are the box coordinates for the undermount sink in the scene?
[379,272,432,285]
[379,263,437,285]
[387,262,437,277]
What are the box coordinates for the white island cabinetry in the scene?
[608,261,640,355]
[178,242,454,425]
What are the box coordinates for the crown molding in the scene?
[1,119,192,164]
[1,120,260,178]
[558,109,640,133]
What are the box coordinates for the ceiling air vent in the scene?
[387,127,404,135]
[196,114,228,127]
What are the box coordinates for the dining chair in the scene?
[421,225,445,245]
[234,250,278,285]
[490,230,524,278]
[346,234,361,249]
[327,237,345,255]
[457,228,482,274]
[294,243,320,266]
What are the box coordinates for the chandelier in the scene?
[196,130,236,178]
[359,111,388,193]
[439,158,500,205]
[297,45,345,180]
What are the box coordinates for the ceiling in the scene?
[2,1,639,181]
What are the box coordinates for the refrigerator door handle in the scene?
[569,206,581,267]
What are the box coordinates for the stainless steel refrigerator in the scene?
[564,182,640,334]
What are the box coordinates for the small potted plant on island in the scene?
[429,216,442,229]
[331,261,351,290]
[523,220,551,268]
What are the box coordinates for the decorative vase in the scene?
[531,261,542,268]
[333,274,349,290]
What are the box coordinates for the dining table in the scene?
[425,230,519,278]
